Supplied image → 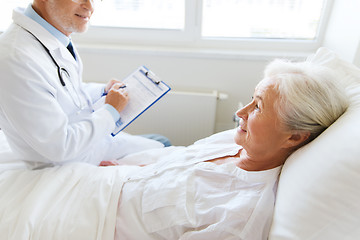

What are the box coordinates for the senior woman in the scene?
[101,59,348,240]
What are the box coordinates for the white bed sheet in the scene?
[0,129,277,240]
[0,131,128,240]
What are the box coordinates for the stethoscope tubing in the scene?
[25,29,67,86]
[23,29,91,112]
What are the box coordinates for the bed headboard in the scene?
[268,48,360,239]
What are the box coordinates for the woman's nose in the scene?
[236,103,250,120]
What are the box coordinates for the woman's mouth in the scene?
[238,119,247,132]
[237,124,247,133]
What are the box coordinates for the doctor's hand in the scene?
[104,79,122,93]
[105,84,129,113]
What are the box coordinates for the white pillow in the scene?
[269,48,360,239]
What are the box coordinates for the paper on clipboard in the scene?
[111,66,171,136]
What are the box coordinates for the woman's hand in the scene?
[99,160,121,166]
[99,160,147,167]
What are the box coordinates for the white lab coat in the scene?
[0,8,163,169]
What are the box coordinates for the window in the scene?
[0,0,331,51]
[0,0,30,32]
[202,0,325,40]
[92,0,185,30]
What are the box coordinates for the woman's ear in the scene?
[283,132,311,149]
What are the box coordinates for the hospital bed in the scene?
[0,48,360,239]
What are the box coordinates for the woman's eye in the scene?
[254,103,262,112]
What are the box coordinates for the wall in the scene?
[79,46,306,134]
[76,0,360,143]
[322,0,360,67]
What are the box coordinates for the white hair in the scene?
[264,59,349,141]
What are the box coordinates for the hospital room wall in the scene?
[322,0,360,67]
[79,48,304,133]
[78,0,360,140]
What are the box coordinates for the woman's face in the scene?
[42,0,94,36]
[234,77,292,159]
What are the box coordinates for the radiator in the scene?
[125,91,226,146]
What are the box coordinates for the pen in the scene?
[102,85,126,96]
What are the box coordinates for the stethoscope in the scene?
[25,30,88,111]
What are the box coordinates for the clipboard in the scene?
[111,66,171,136]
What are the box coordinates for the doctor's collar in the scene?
[24,4,70,47]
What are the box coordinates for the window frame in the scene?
[2,0,335,53]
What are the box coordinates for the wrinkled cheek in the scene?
[234,134,242,145]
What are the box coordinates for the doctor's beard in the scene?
[44,0,92,36]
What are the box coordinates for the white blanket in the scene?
[0,130,139,239]
[0,130,279,239]
[0,146,128,240]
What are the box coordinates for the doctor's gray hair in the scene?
[264,59,349,142]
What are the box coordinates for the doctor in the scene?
[0,0,167,169]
